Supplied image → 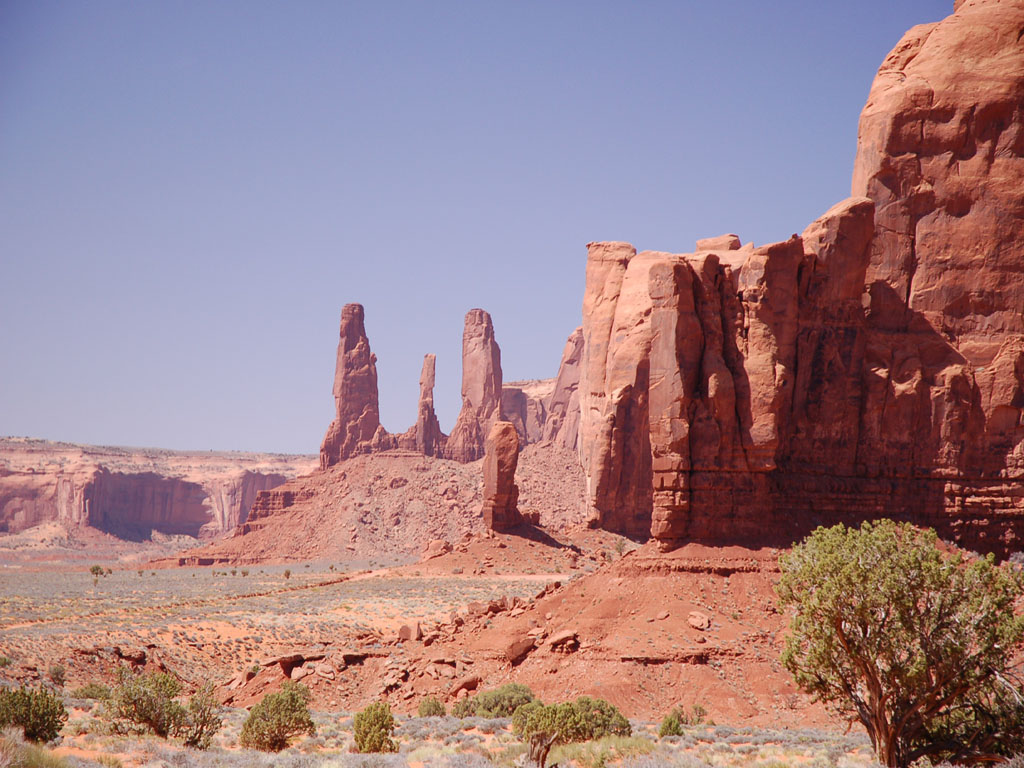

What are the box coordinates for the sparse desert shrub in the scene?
[106,669,219,746]
[353,701,397,753]
[283,569,291,580]
[659,704,707,737]
[417,697,446,718]
[0,726,70,767]
[107,668,185,737]
[513,695,631,765]
[239,681,315,752]
[453,683,535,718]
[47,665,65,687]
[0,657,10,669]
[177,684,222,749]
[71,682,111,701]
[658,710,684,738]
[0,685,68,742]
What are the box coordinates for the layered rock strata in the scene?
[502,379,554,445]
[445,309,505,462]
[481,421,522,531]
[580,0,1024,555]
[0,438,312,539]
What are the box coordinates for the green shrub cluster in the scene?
[512,696,631,744]
[417,697,445,718]
[658,703,707,737]
[70,682,111,701]
[452,683,535,718]
[353,701,397,753]
[0,685,68,742]
[107,670,221,748]
[239,682,315,752]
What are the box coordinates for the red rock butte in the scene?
[578,0,1024,556]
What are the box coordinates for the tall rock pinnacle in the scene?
[319,304,391,469]
[445,309,503,462]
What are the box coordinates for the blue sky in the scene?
[0,0,950,454]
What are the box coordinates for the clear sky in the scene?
[0,0,950,455]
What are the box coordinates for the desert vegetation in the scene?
[778,520,1024,767]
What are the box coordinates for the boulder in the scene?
[688,611,711,631]
[398,622,423,642]
[421,539,453,560]
[504,636,536,665]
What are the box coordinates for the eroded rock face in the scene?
[320,304,393,469]
[0,439,312,539]
[398,354,447,457]
[481,421,521,531]
[502,380,553,445]
[542,327,584,450]
[580,0,1024,555]
[446,309,504,463]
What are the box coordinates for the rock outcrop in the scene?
[398,354,446,457]
[541,327,584,450]
[580,0,1024,556]
[320,304,393,469]
[481,421,522,531]
[446,309,504,462]
[502,380,553,445]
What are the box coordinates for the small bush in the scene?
[107,669,184,737]
[659,704,706,737]
[47,666,65,687]
[239,681,315,752]
[513,696,631,744]
[417,697,446,718]
[659,711,684,738]
[0,685,68,742]
[71,682,112,701]
[353,701,397,753]
[177,684,222,750]
[453,683,535,718]
[106,669,218,747]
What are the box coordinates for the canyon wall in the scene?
[0,439,314,540]
[579,0,1024,555]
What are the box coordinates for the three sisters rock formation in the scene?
[226,0,1024,558]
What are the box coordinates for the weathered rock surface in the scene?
[481,421,522,532]
[0,438,314,539]
[320,304,393,469]
[446,309,504,462]
[502,379,554,445]
[580,0,1024,556]
[397,354,447,457]
[541,327,584,450]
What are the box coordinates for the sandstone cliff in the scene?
[579,0,1024,555]
[0,438,314,540]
